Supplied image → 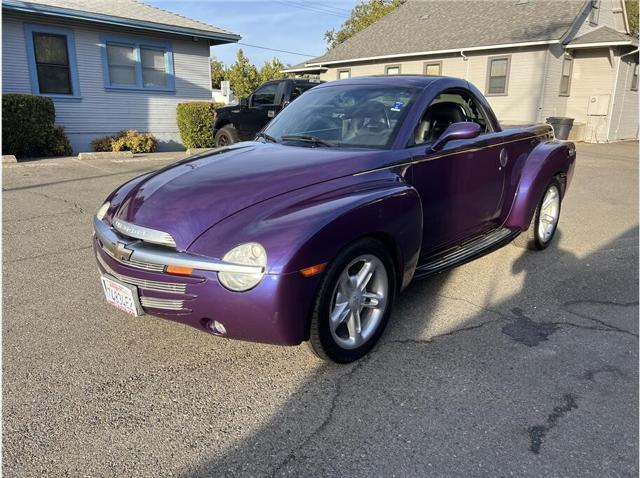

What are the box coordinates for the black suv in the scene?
[213,78,323,147]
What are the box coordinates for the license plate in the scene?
[101,274,142,317]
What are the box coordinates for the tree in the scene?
[225,49,260,98]
[626,0,638,36]
[259,58,289,83]
[210,57,226,89]
[324,0,404,49]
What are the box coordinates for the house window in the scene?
[385,65,401,75]
[424,62,442,76]
[338,69,350,80]
[589,0,600,25]
[632,63,639,91]
[24,24,80,98]
[102,36,174,91]
[486,56,510,95]
[559,56,573,96]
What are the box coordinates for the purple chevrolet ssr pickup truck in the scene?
[93,75,575,363]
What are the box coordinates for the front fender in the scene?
[504,140,576,230]
[189,170,423,288]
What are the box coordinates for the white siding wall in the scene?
[2,11,213,152]
[609,55,639,140]
[565,48,616,141]
[320,47,548,124]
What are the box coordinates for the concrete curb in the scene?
[2,155,17,163]
[77,151,134,160]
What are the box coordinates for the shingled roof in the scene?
[567,25,638,47]
[306,0,586,66]
[2,0,240,42]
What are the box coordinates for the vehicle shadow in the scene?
[187,226,639,477]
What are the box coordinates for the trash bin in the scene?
[546,117,574,140]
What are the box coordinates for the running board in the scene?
[414,227,519,279]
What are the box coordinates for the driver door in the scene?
[406,92,506,256]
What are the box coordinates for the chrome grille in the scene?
[97,253,187,294]
[102,246,165,272]
[140,297,187,311]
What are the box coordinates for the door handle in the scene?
[499,148,508,168]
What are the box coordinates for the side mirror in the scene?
[240,97,249,108]
[430,122,481,151]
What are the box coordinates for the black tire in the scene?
[513,177,562,250]
[308,238,396,363]
[215,124,240,147]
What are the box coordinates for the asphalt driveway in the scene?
[3,142,638,477]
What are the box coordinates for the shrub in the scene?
[176,102,224,148]
[48,127,73,157]
[90,135,114,152]
[2,94,71,158]
[91,130,157,154]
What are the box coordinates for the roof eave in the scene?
[307,40,560,67]
[566,41,636,49]
[2,0,241,42]
[281,66,328,73]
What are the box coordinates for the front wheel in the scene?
[214,124,240,148]
[514,178,562,250]
[308,238,395,363]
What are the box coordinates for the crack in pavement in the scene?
[579,365,625,381]
[25,190,88,215]
[528,394,578,454]
[562,300,639,337]
[268,357,371,477]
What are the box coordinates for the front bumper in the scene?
[93,217,319,345]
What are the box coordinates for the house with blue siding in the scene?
[2,0,240,152]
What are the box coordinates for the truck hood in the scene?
[113,142,381,251]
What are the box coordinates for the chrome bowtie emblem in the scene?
[114,241,133,261]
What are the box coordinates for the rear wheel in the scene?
[514,178,562,250]
[215,124,240,147]
[308,238,395,363]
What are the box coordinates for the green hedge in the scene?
[2,94,71,158]
[176,102,224,149]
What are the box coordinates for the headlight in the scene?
[218,242,267,292]
[96,201,110,221]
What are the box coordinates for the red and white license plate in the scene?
[101,275,142,317]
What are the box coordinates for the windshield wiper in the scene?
[280,135,335,147]
[255,132,278,143]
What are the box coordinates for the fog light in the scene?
[206,319,227,336]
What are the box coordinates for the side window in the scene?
[252,83,278,105]
[559,55,573,96]
[589,0,600,25]
[337,69,350,80]
[424,62,442,76]
[24,24,80,98]
[486,56,510,96]
[410,91,490,147]
[101,36,174,91]
[631,63,638,91]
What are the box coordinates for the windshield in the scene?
[263,84,419,149]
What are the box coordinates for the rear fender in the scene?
[504,140,576,230]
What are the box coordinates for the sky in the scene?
[146,0,361,67]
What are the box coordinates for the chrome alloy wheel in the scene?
[329,254,389,350]
[538,185,560,243]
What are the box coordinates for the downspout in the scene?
[606,48,638,141]
[460,50,469,79]
[537,47,551,122]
